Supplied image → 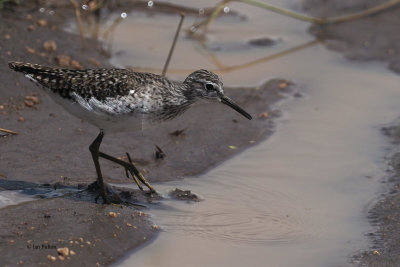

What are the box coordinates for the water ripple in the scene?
[156,177,317,246]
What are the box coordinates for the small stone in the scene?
[4,34,11,40]
[109,212,117,218]
[152,224,159,230]
[25,96,39,104]
[79,237,84,243]
[86,241,91,245]
[0,105,4,110]
[373,250,380,255]
[71,60,82,70]
[258,112,269,119]
[70,250,76,256]
[55,55,71,67]
[26,46,35,54]
[37,19,48,27]
[88,58,101,67]
[27,25,36,31]
[278,82,288,89]
[43,40,57,52]
[58,255,65,261]
[24,100,34,107]
[9,239,15,245]
[126,223,132,227]
[47,255,57,262]
[18,117,24,122]
[57,247,69,257]
[26,14,32,20]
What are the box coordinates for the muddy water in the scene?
[71,1,400,267]
[28,0,400,266]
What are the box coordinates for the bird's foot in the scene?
[88,181,122,204]
[124,152,156,194]
[95,192,122,205]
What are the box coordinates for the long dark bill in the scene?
[220,95,252,120]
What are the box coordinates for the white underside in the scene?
[48,92,150,134]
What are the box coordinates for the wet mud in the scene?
[351,124,400,266]
[302,0,400,265]
[0,1,293,265]
[0,196,155,267]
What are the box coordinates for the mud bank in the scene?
[0,1,293,265]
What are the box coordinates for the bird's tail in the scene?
[8,61,69,94]
[8,61,51,75]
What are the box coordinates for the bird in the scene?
[8,62,252,204]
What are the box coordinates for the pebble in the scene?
[373,250,380,255]
[57,247,69,257]
[43,40,57,52]
[56,54,71,67]
[27,25,35,31]
[258,112,269,119]
[25,95,39,104]
[71,60,82,69]
[37,19,48,27]
[278,82,288,89]
[24,100,34,107]
[88,58,101,67]
[26,46,35,54]
[47,255,56,262]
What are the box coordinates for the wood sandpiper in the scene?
[9,62,252,204]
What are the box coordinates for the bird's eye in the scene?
[205,83,214,91]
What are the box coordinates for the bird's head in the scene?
[183,69,252,120]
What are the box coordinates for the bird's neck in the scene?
[155,82,196,121]
[168,81,197,105]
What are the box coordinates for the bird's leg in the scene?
[97,151,156,193]
[125,152,143,191]
[89,130,120,204]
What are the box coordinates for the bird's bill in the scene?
[220,95,252,120]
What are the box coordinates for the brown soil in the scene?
[0,1,294,266]
[304,0,400,74]
[302,1,400,266]
[0,198,155,267]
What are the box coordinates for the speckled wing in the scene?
[8,62,145,116]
